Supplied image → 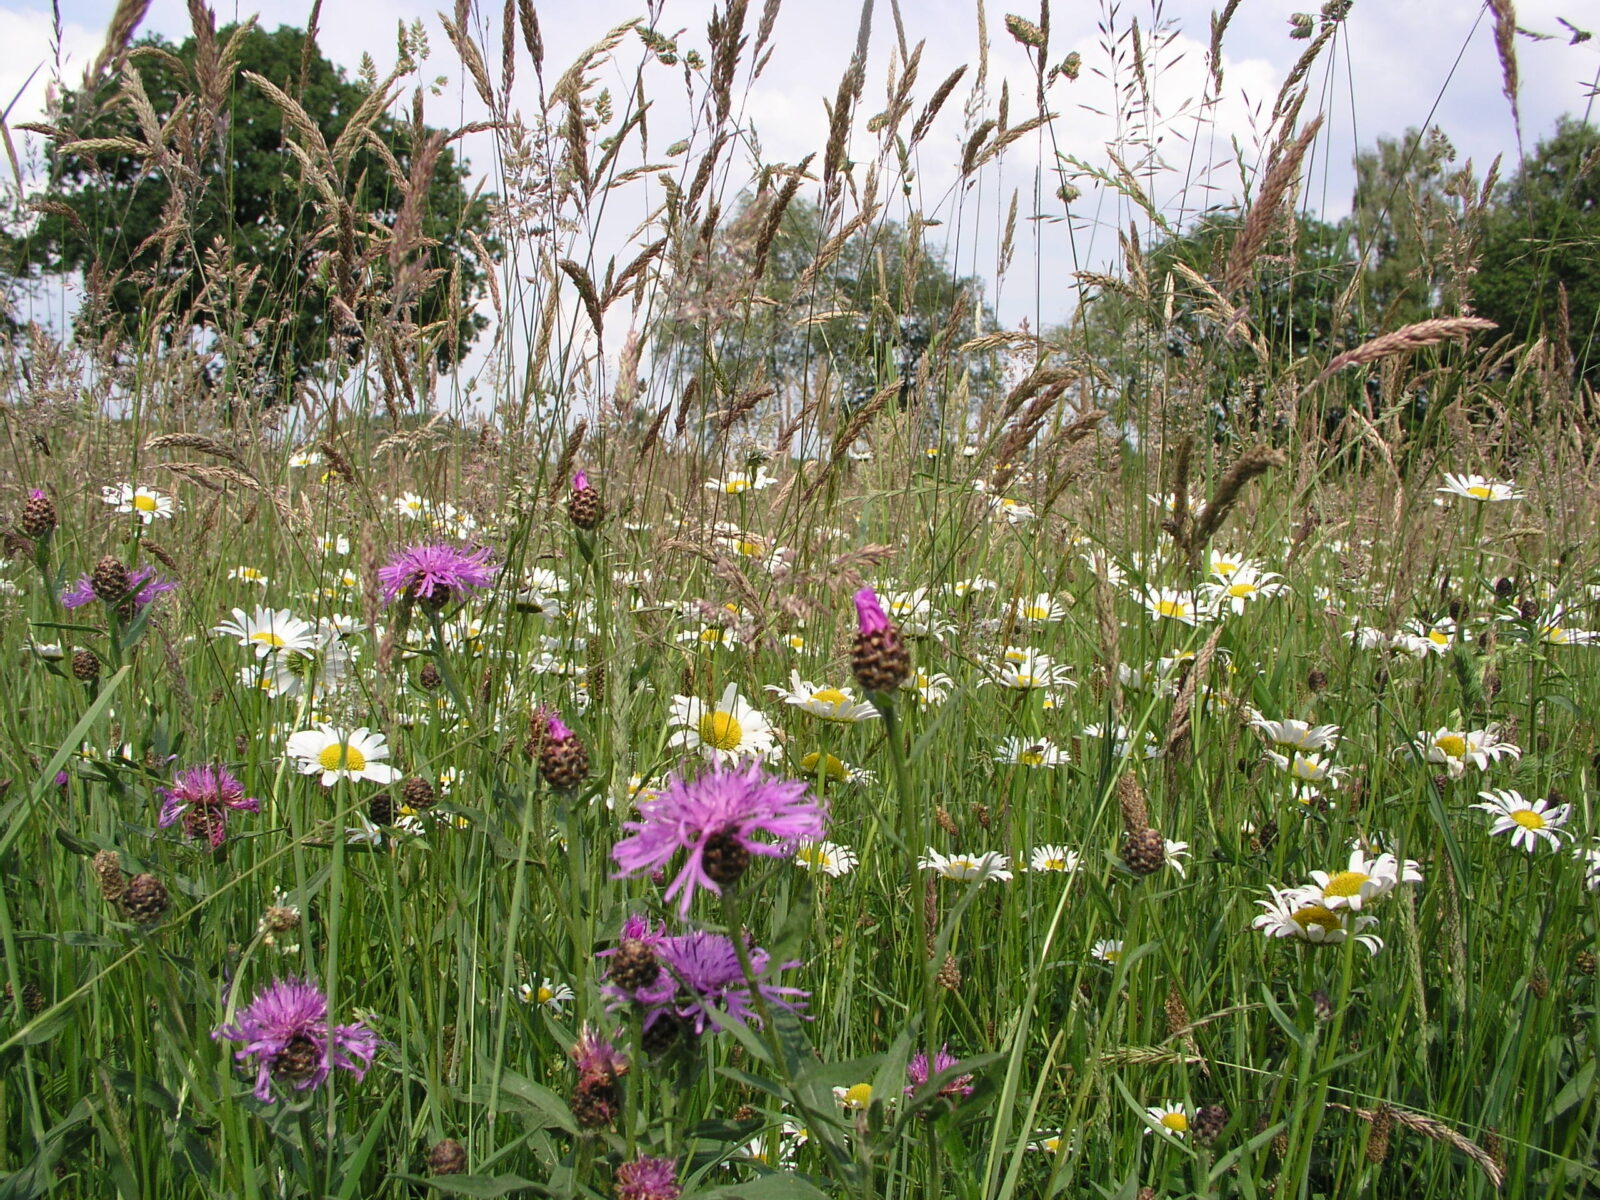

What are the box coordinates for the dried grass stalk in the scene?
[1224,115,1323,296]
[1313,317,1496,383]
[1192,446,1287,547]
[143,433,248,472]
[1328,1103,1504,1190]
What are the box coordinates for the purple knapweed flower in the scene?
[854,587,890,634]
[62,565,177,611]
[614,1156,681,1200]
[213,977,377,1102]
[602,926,807,1036]
[905,1044,975,1100]
[377,543,497,607]
[611,761,828,916]
[158,765,260,848]
[573,469,589,491]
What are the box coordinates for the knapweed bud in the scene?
[20,490,56,539]
[428,1139,468,1176]
[92,555,131,606]
[119,873,170,924]
[851,588,910,694]
[71,649,101,683]
[539,714,589,790]
[567,470,603,531]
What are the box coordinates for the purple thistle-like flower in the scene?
[905,1044,975,1099]
[854,587,890,634]
[573,470,589,492]
[158,765,260,848]
[214,977,377,1103]
[62,565,178,611]
[570,1023,628,1081]
[611,761,827,916]
[602,927,807,1035]
[377,543,497,607]
[615,1156,681,1200]
[548,713,575,742]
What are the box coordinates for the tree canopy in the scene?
[14,22,495,394]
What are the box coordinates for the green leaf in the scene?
[686,1172,832,1199]
[1545,1056,1595,1121]
[389,1174,545,1197]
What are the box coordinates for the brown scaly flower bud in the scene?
[1529,966,1549,1000]
[567,470,604,531]
[92,555,131,606]
[1366,1102,1392,1165]
[20,490,56,539]
[538,713,589,790]
[271,1034,321,1085]
[419,661,443,691]
[71,649,101,683]
[1576,949,1596,976]
[1116,772,1150,835]
[1122,827,1166,876]
[92,850,127,902]
[4,981,47,1016]
[119,874,170,924]
[1164,982,1190,1036]
[935,806,958,837]
[1192,1104,1228,1146]
[851,589,910,695]
[1306,667,1328,693]
[701,830,751,887]
[608,938,661,992]
[935,953,962,992]
[368,792,395,826]
[428,1139,468,1176]
[401,775,437,811]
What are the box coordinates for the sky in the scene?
[2,0,1597,350]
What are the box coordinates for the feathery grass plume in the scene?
[1191,447,1287,549]
[1224,115,1323,297]
[1206,0,1243,94]
[517,0,542,70]
[1115,771,1149,836]
[549,420,588,500]
[990,380,1071,490]
[1488,0,1521,144]
[1312,317,1497,383]
[1164,434,1194,547]
[1329,1103,1502,1189]
[88,0,153,88]
[749,155,814,281]
[558,259,604,338]
[143,432,249,471]
[1164,625,1224,760]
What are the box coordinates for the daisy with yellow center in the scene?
[213,607,319,659]
[797,751,874,785]
[102,483,175,524]
[1305,848,1422,912]
[666,682,777,763]
[794,839,859,877]
[919,848,1013,884]
[1006,592,1067,625]
[766,671,880,722]
[1139,586,1202,625]
[996,737,1066,767]
[1474,788,1572,852]
[1416,725,1520,777]
[1144,1103,1190,1137]
[228,565,271,587]
[1438,472,1522,502]
[516,978,575,1012]
[705,467,776,494]
[285,725,400,787]
[1091,938,1124,964]
[833,1083,874,1110]
[1252,886,1384,954]
[1027,844,1080,873]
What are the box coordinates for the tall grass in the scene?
[1,2,1598,1198]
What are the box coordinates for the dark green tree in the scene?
[1347,126,1461,325]
[1475,117,1600,386]
[15,22,494,392]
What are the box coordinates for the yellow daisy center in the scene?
[133,493,158,512]
[1025,605,1052,620]
[797,845,834,868]
[725,479,749,493]
[699,628,725,644]
[1161,1112,1189,1133]
[1321,870,1369,898]
[1101,948,1122,963]
[949,858,977,873]
[1545,627,1567,643]
[811,687,848,706]
[1510,809,1546,830]
[1039,856,1067,870]
[1292,904,1341,933]
[536,985,554,1005]
[842,1083,873,1108]
[1434,734,1467,758]
[1466,485,1494,500]
[1020,750,1046,766]
[316,742,367,773]
[1428,630,1450,645]
[1155,600,1188,618]
[801,751,847,781]
[699,711,744,751]
[251,631,286,648]
[1213,559,1239,574]
[736,540,762,556]
[1228,583,1256,599]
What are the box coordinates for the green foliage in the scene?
[15,24,494,393]
[1475,117,1600,386]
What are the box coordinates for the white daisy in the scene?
[1139,586,1202,625]
[213,607,319,658]
[1251,717,1340,753]
[102,483,175,524]
[797,751,874,785]
[1264,749,1346,786]
[228,565,271,588]
[516,978,575,1012]
[1474,789,1571,852]
[766,671,879,723]
[794,840,858,877]
[286,724,401,787]
[996,737,1067,768]
[1201,566,1286,616]
[1144,1103,1190,1138]
[1006,592,1068,625]
[1027,845,1081,873]
[989,649,1074,691]
[902,670,954,707]
[1090,938,1124,964]
[919,849,1014,884]
[1252,886,1383,954]
[1305,848,1422,912]
[1415,725,1520,777]
[1438,472,1522,502]
[667,683,777,763]
[705,467,776,494]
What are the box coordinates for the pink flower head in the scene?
[377,543,497,607]
[602,928,807,1035]
[158,764,260,848]
[62,565,178,611]
[615,1156,681,1200]
[573,470,589,491]
[906,1043,975,1099]
[29,488,45,501]
[854,587,890,634]
[548,713,575,742]
[213,978,377,1102]
[611,762,828,915]
[570,1023,628,1082]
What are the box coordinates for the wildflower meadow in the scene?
[1,1,1599,1197]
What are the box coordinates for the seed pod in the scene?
[428,1138,467,1176]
